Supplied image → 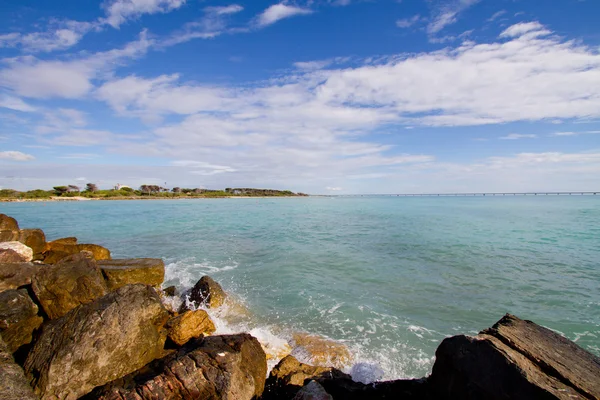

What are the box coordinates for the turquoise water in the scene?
[3,197,600,380]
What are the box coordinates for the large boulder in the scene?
[42,237,111,264]
[0,249,29,263]
[18,229,46,261]
[187,275,226,309]
[428,314,600,400]
[98,258,164,290]
[0,335,37,400]
[91,333,267,400]
[0,214,19,242]
[31,252,108,319]
[292,333,352,369]
[0,242,33,263]
[24,284,169,400]
[293,380,333,400]
[0,262,41,293]
[166,309,216,346]
[0,289,43,353]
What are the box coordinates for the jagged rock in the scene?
[187,275,226,309]
[0,334,38,400]
[428,313,600,400]
[0,263,41,293]
[31,252,108,319]
[167,309,216,346]
[42,238,111,264]
[0,249,28,263]
[293,380,333,400]
[0,289,43,353]
[263,355,350,400]
[24,284,169,400]
[163,285,177,296]
[98,258,164,290]
[90,333,267,400]
[0,214,19,243]
[0,242,33,262]
[18,229,46,261]
[292,333,352,369]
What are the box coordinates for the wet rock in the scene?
[0,334,37,400]
[18,229,46,261]
[0,289,43,353]
[0,214,19,243]
[263,355,350,400]
[24,284,169,400]
[428,313,600,400]
[98,258,164,290]
[291,333,352,369]
[293,380,333,400]
[0,262,41,293]
[187,275,226,309]
[167,309,216,346]
[31,252,108,319]
[163,285,177,296]
[0,242,33,263]
[42,238,111,264]
[91,333,267,400]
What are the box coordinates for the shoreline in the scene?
[0,195,309,202]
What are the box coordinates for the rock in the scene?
[167,309,216,346]
[98,258,164,290]
[24,284,169,400]
[291,333,352,369]
[18,229,46,261]
[0,214,19,243]
[163,285,177,296]
[263,355,350,400]
[91,333,267,400]
[428,313,600,400]
[31,252,108,319]
[0,242,33,262]
[42,238,111,264]
[0,334,37,400]
[0,263,41,293]
[0,249,29,263]
[293,380,333,400]
[187,275,226,309]
[0,289,43,353]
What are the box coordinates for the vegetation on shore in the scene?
[0,184,308,200]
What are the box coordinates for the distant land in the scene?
[0,184,308,201]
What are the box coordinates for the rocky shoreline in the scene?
[1,213,598,399]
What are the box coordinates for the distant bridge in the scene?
[340,192,599,197]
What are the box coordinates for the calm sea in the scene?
[3,196,599,381]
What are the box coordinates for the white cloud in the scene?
[0,151,35,161]
[204,5,244,16]
[427,0,480,35]
[499,133,537,140]
[396,14,422,29]
[552,130,600,137]
[0,95,36,112]
[499,21,549,38]
[487,10,506,22]
[257,4,313,27]
[326,186,342,191]
[102,0,187,28]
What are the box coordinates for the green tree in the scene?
[53,186,69,196]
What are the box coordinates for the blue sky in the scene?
[1,0,599,194]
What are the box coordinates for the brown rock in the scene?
[24,284,169,400]
[0,289,43,353]
[0,230,19,242]
[91,333,267,400]
[0,249,29,263]
[292,333,352,369]
[0,334,37,400]
[78,243,111,261]
[188,275,226,309]
[98,258,164,290]
[18,229,46,261]
[167,309,215,346]
[428,313,600,400]
[49,237,77,245]
[31,252,108,319]
[163,285,177,296]
[0,262,42,293]
[293,380,333,400]
[42,238,111,264]
[0,242,33,262]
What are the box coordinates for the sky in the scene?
[1,0,599,194]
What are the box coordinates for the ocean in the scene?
[3,196,599,382]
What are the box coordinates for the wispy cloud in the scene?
[551,131,600,137]
[0,151,35,161]
[499,133,537,140]
[427,0,480,35]
[396,14,423,29]
[101,0,187,28]
[487,10,506,22]
[256,3,313,27]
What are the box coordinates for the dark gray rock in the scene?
[0,263,41,293]
[0,334,37,400]
[0,289,43,353]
